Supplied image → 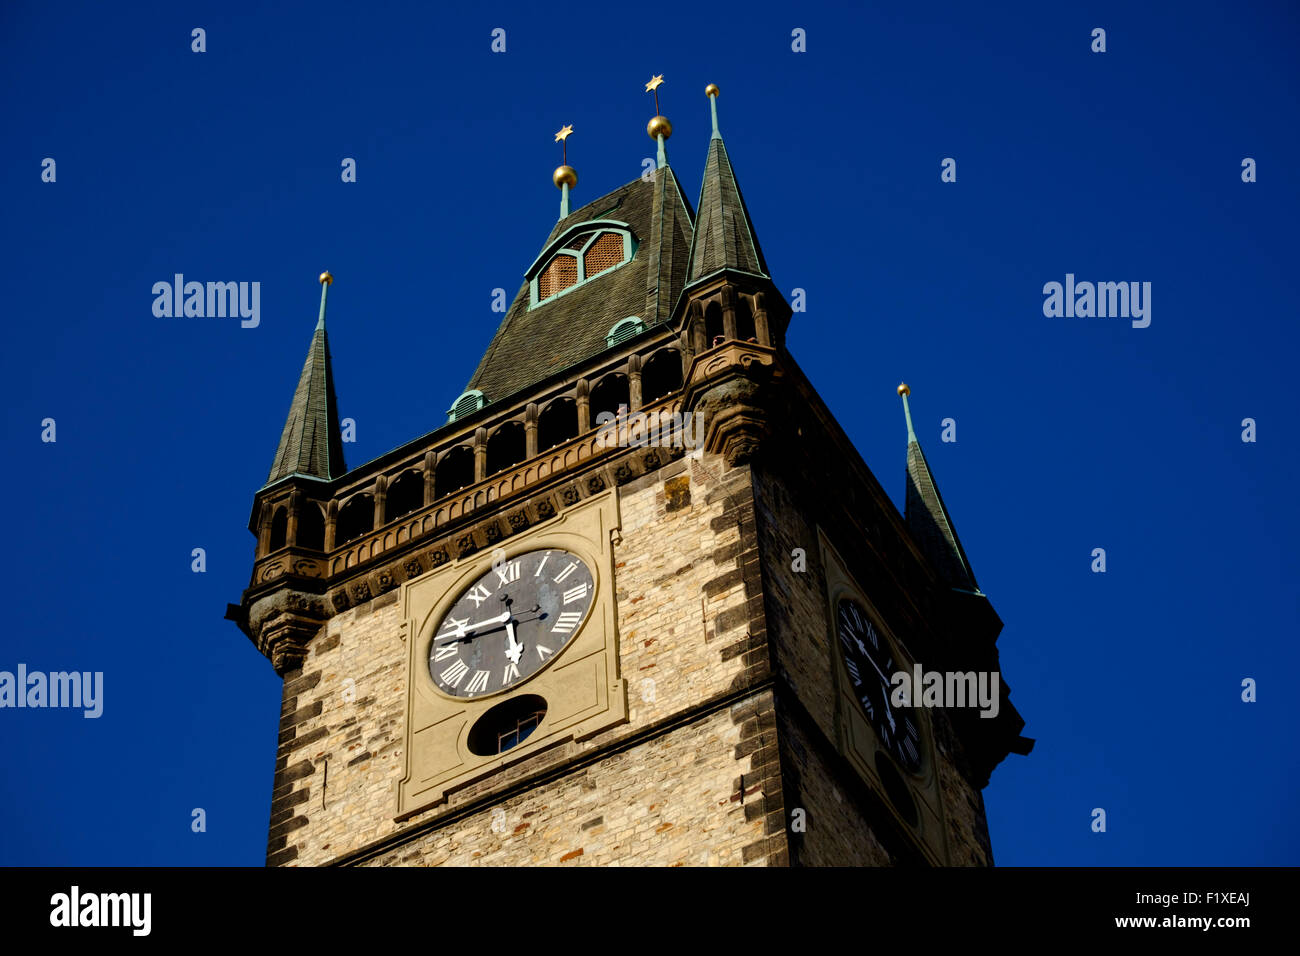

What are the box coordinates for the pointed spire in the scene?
[687,84,769,283]
[898,384,979,592]
[266,273,347,486]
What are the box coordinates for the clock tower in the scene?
[228,82,1032,867]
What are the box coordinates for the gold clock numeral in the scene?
[502,661,521,684]
[466,670,491,695]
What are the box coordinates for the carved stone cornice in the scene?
[681,340,786,466]
[246,589,331,676]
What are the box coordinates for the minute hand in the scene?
[435,611,511,644]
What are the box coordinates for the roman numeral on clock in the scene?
[845,658,861,686]
[553,561,579,583]
[502,661,521,684]
[563,583,589,604]
[496,561,520,587]
[439,659,469,688]
[551,611,583,633]
[465,670,491,695]
[466,583,491,608]
[432,643,459,662]
[536,644,553,660]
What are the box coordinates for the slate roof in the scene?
[687,133,768,283]
[905,435,978,592]
[463,165,695,405]
[266,319,346,485]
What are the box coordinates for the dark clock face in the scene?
[429,549,595,699]
[836,599,922,774]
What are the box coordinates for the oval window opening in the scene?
[467,695,548,757]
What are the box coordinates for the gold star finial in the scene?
[645,74,666,117]
[554,124,575,168]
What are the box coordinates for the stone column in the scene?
[628,355,643,412]
[576,380,591,433]
[373,475,388,528]
[720,287,738,342]
[525,404,539,458]
[286,489,301,547]
[473,428,488,483]
[424,450,437,505]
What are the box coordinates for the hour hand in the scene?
[504,620,524,664]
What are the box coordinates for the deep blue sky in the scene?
[2,0,1296,866]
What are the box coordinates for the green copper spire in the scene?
[266,273,347,485]
[316,270,330,330]
[686,85,769,283]
[898,384,978,592]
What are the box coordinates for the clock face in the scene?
[428,549,595,699]
[836,599,922,774]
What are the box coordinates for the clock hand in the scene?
[504,620,523,664]
[435,611,511,644]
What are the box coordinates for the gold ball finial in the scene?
[553,165,578,189]
[897,383,910,397]
[319,271,333,286]
[705,83,720,98]
[647,115,672,140]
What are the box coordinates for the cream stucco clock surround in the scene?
[819,529,951,865]
[396,490,628,818]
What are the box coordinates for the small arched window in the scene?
[435,446,476,497]
[336,494,374,545]
[642,349,682,405]
[486,422,527,475]
[385,470,424,522]
[298,501,326,550]
[538,397,579,450]
[269,507,288,551]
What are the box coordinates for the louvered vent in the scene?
[448,390,486,422]
[605,317,645,348]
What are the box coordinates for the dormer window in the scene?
[529,226,635,308]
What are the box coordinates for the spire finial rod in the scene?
[897,382,917,443]
[317,271,333,330]
[645,74,672,168]
[553,124,577,219]
[706,83,721,139]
